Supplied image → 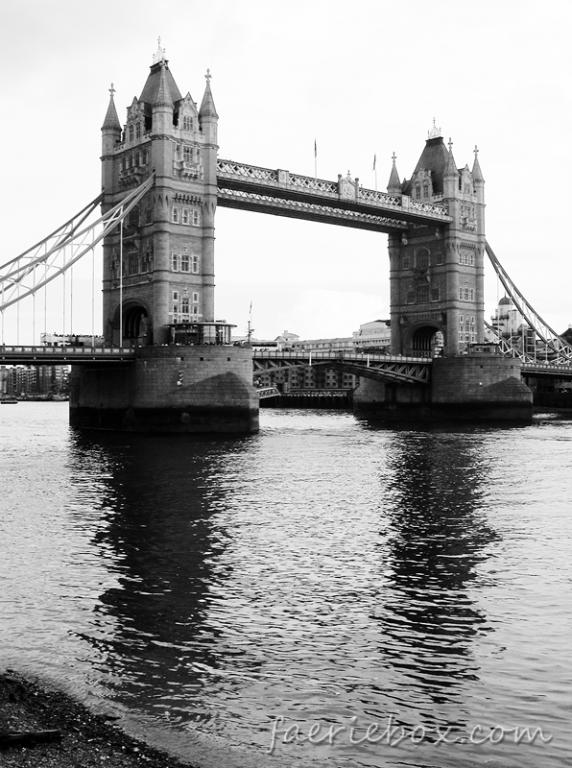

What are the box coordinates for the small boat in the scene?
[0,398,18,404]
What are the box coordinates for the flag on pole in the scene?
[373,153,377,170]
[314,139,317,158]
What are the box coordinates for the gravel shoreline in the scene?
[0,672,195,767]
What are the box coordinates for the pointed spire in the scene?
[102,83,121,131]
[472,145,485,183]
[387,152,401,194]
[199,68,218,118]
[153,61,173,108]
[444,137,458,178]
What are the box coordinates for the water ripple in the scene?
[0,405,570,767]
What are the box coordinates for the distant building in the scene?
[353,319,391,352]
[0,364,69,398]
[40,332,105,347]
[491,296,523,337]
[274,330,300,350]
[290,336,354,353]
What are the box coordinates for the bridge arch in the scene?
[408,323,444,355]
[109,300,152,346]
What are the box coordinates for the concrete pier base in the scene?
[69,346,259,433]
[431,354,532,420]
[353,377,429,409]
[353,352,533,422]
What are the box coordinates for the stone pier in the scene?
[69,345,259,433]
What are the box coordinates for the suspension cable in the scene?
[0,174,154,312]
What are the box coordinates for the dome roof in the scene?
[498,296,513,306]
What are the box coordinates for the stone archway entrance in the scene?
[411,325,443,356]
[109,302,151,346]
[124,305,149,342]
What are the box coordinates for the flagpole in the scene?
[373,153,377,190]
[314,139,317,179]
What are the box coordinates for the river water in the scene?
[0,402,570,767]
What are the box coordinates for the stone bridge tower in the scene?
[70,46,258,434]
[387,123,485,356]
[100,44,218,345]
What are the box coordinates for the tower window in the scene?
[181,295,189,314]
[182,208,190,225]
[181,253,190,272]
[192,209,201,226]
[183,146,192,163]
[172,207,179,223]
[183,116,193,131]
[172,253,179,271]
[459,287,475,301]
[460,250,475,266]
[128,125,134,142]
[416,249,430,269]
[136,123,141,139]
[192,292,199,304]
[191,255,200,274]
[416,285,429,304]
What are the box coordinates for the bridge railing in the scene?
[217,159,450,220]
[0,345,135,357]
[252,349,431,364]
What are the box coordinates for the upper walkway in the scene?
[216,159,452,233]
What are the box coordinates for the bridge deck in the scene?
[0,346,136,364]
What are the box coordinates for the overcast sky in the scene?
[2,0,571,342]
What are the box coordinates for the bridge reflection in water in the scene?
[23,411,558,768]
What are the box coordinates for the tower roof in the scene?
[403,134,450,195]
[387,152,401,194]
[444,139,458,179]
[199,70,218,118]
[101,85,121,131]
[139,60,182,106]
[472,146,485,183]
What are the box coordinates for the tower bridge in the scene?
[1,45,570,430]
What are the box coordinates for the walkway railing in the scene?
[0,345,136,363]
[253,349,431,365]
[217,159,451,224]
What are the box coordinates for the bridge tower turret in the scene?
[101,85,122,197]
[389,123,485,356]
[198,71,219,324]
[100,43,220,345]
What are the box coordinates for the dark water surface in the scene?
[0,402,570,767]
